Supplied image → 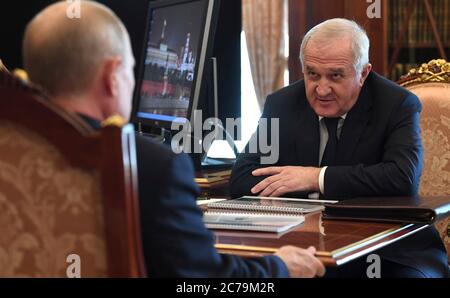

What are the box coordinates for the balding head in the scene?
[23,0,130,98]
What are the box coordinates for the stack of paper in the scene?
[203,212,305,233]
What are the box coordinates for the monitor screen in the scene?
[133,0,216,129]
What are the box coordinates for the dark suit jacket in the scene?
[230,72,448,277]
[80,115,289,277]
[136,136,291,277]
[231,71,423,199]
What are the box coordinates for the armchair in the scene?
[398,59,450,264]
[0,70,146,277]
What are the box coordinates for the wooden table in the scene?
[212,211,428,266]
[195,169,231,197]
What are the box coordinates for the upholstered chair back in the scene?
[0,121,107,277]
[398,59,450,263]
[0,69,146,277]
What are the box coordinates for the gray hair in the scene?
[299,18,370,74]
[23,0,129,97]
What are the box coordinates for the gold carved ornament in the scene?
[398,59,450,87]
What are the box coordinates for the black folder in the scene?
[322,196,450,224]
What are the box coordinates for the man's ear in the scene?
[102,57,122,97]
[359,63,372,86]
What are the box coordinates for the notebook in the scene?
[203,211,305,233]
[323,195,450,224]
[206,196,337,214]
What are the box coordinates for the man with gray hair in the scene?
[22,0,326,278]
[231,18,448,277]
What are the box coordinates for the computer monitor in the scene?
[132,0,219,132]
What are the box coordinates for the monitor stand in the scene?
[201,156,234,170]
[200,138,237,170]
[136,122,166,144]
[135,131,165,143]
[198,57,236,171]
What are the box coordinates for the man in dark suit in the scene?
[21,1,325,278]
[230,18,448,277]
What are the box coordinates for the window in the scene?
[240,31,261,149]
[240,0,289,148]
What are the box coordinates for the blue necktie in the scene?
[321,118,339,166]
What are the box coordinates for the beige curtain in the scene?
[243,0,285,109]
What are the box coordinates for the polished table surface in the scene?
[212,211,428,266]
